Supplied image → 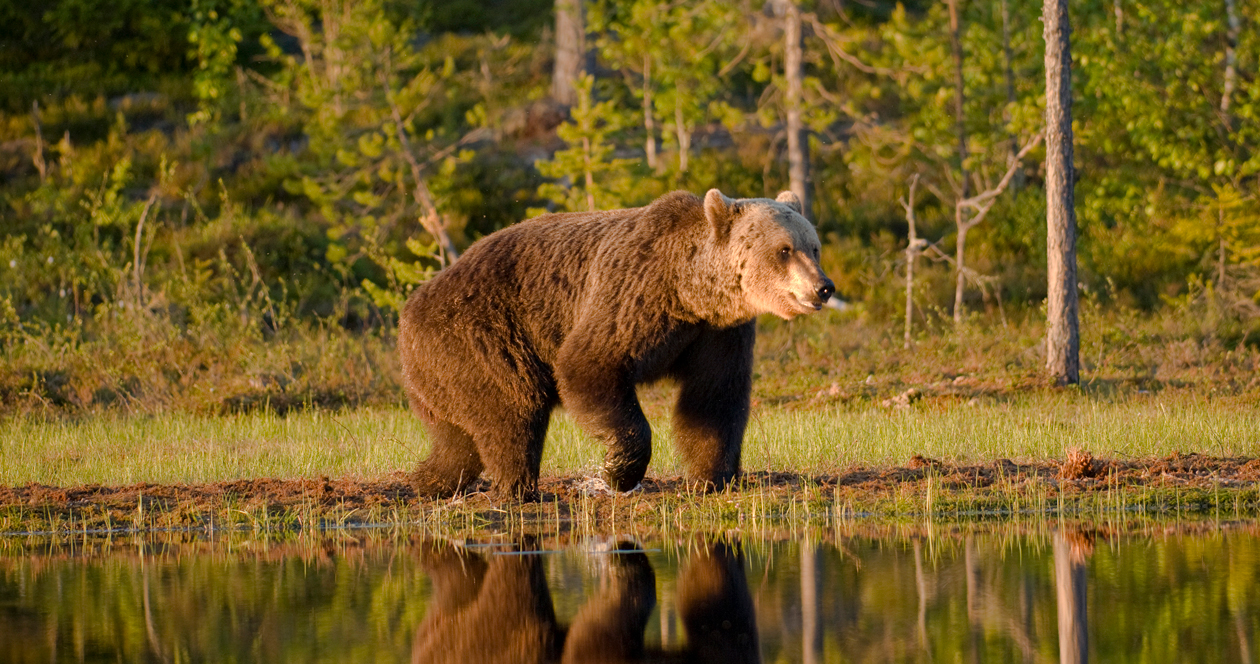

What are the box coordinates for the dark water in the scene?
[2,524,1258,663]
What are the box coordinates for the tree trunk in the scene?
[381,51,460,265]
[784,0,812,217]
[31,101,46,183]
[1001,0,1022,194]
[947,0,969,200]
[582,136,596,211]
[952,133,1042,327]
[644,54,657,169]
[905,227,916,347]
[954,219,969,324]
[1221,0,1239,120]
[675,97,690,172]
[1218,203,1228,288]
[1053,532,1089,664]
[1044,0,1080,385]
[553,0,585,106]
[903,175,921,349]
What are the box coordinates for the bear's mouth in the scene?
[790,294,823,313]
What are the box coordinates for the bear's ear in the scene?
[704,188,735,242]
[775,190,803,215]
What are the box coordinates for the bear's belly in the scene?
[629,325,702,385]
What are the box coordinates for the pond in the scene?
[2,523,1257,663]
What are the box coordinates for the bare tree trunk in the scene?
[953,134,1042,326]
[1216,0,1239,293]
[132,194,158,310]
[1001,0,1022,194]
[582,136,596,211]
[784,0,812,217]
[553,0,585,106]
[947,0,969,200]
[382,52,460,264]
[954,222,970,324]
[1221,0,1239,120]
[674,97,690,172]
[1218,203,1228,288]
[644,54,657,170]
[902,175,921,349]
[235,66,249,123]
[1113,0,1123,35]
[31,101,47,183]
[800,539,822,664]
[1053,532,1089,664]
[948,0,970,326]
[1044,0,1080,385]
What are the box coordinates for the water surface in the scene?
[2,524,1257,662]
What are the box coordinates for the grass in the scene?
[5,302,1260,535]
[3,389,1258,487]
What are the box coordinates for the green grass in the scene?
[4,390,1259,487]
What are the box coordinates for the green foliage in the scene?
[406,0,554,38]
[2,0,1260,416]
[187,1,244,128]
[532,74,639,214]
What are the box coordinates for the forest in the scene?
[1,0,1258,414]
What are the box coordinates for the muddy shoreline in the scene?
[3,452,1259,535]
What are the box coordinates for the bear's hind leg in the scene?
[475,409,550,502]
[413,419,485,498]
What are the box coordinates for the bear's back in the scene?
[402,206,644,360]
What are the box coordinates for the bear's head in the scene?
[704,188,835,321]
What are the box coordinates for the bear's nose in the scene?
[816,278,835,302]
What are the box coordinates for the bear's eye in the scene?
[778,246,792,261]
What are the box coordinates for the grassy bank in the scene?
[5,390,1260,487]
[2,389,1259,536]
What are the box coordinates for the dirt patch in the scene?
[2,453,1259,535]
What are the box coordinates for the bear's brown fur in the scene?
[399,189,833,500]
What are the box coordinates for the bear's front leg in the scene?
[556,349,652,492]
[671,323,755,491]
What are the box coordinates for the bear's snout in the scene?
[815,278,835,303]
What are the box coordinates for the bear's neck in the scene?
[673,237,757,329]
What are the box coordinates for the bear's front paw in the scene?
[602,448,650,492]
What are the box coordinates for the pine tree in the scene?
[533,74,636,214]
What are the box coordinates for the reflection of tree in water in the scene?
[1054,530,1091,664]
[410,537,760,663]
[750,534,1070,662]
[4,529,1259,662]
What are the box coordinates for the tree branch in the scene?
[805,14,919,77]
[380,47,459,264]
[958,132,1043,213]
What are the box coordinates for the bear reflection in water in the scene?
[411,539,760,664]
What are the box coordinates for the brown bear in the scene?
[398,189,833,500]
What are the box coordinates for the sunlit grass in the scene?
[4,390,1259,487]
